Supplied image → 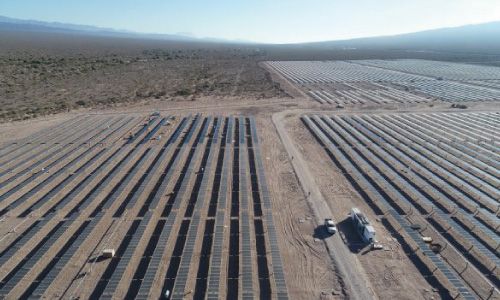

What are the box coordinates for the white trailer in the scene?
[351,207,376,243]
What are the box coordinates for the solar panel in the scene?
[136,212,177,297]
[140,116,170,144]
[341,115,500,265]
[195,117,222,210]
[170,117,211,211]
[127,116,159,144]
[0,116,83,159]
[125,116,191,211]
[0,116,107,186]
[1,118,128,212]
[98,212,153,298]
[27,213,105,298]
[149,115,201,210]
[241,212,254,297]
[170,213,201,299]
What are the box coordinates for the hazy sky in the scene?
[1,0,500,43]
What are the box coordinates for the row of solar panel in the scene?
[0,118,144,267]
[0,115,105,180]
[133,115,203,299]
[0,116,82,154]
[92,117,193,300]
[267,60,429,84]
[330,115,500,267]
[0,116,164,298]
[0,116,86,162]
[0,117,137,214]
[347,115,500,236]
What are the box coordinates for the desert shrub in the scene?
[175,88,190,96]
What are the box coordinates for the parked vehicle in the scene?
[324,218,337,234]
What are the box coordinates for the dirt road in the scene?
[272,110,376,300]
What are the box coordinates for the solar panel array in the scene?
[267,59,500,104]
[0,220,68,296]
[0,117,181,299]
[127,116,159,144]
[354,59,500,81]
[117,117,203,299]
[0,115,104,179]
[0,116,84,162]
[89,120,194,300]
[248,116,289,299]
[140,117,169,144]
[227,118,241,298]
[267,60,427,83]
[306,114,476,298]
[350,115,500,232]
[308,85,430,105]
[205,118,232,299]
[0,114,152,298]
[27,212,106,298]
[0,114,290,300]
[99,147,155,211]
[0,117,135,213]
[303,112,500,300]
[249,117,272,209]
[173,119,222,298]
[218,117,233,211]
[135,212,177,299]
[0,115,76,153]
[99,212,153,299]
[402,80,500,102]
[124,116,191,212]
[194,117,221,211]
[241,212,255,300]
[239,117,249,211]
[166,119,217,297]
[149,116,200,210]
[0,211,56,266]
[0,119,141,268]
[170,213,200,300]
[171,116,211,211]
[265,212,289,300]
[469,80,500,90]
[333,115,500,267]
[127,118,201,300]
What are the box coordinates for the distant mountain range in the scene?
[304,21,500,55]
[0,15,250,44]
[1,15,500,54]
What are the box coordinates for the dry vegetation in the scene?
[4,30,500,123]
[0,31,288,122]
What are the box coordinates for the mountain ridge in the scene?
[1,15,499,54]
[299,21,500,55]
[0,15,252,44]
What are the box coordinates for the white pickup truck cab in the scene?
[325,218,337,234]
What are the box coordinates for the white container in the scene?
[103,249,115,258]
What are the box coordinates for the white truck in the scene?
[351,207,376,243]
[324,218,337,234]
